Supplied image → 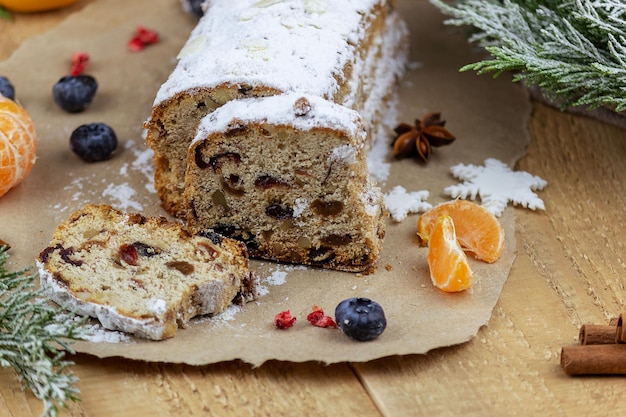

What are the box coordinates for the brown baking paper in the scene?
[0,0,531,366]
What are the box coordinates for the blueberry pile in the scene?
[0,76,15,100]
[70,123,117,162]
[52,75,98,113]
[335,297,387,341]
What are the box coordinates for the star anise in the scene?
[391,112,456,163]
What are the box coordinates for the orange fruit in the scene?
[427,214,472,292]
[0,95,38,198]
[417,199,504,263]
[0,0,80,13]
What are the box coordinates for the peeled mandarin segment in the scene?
[417,199,504,263]
[427,214,472,292]
[0,96,38,198]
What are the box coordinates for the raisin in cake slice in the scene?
[185,94,386,272]
[37,204,258,340]
[145,0,408,217]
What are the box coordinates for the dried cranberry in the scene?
[306,306,337,328]
[119,243,139,266]
[273,310,296,329]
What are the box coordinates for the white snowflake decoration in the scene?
[383,185,432,222]
[444,158,547,217]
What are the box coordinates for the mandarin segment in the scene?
[427,214,472,292]
[0,95,38,198]
[417,199,504,263]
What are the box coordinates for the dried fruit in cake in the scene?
[0,76,15,101]
[0,94,37,198]
[417,199,504,263]
[335,297,386,341]
[69,122,117,162]
[52,75,98,113]
[427,214,473,292]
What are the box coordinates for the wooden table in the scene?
[2,2,625,416]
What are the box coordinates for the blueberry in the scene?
[181,0,205,18]
[53,75,98,113]
[335,297,386,341]
[0,76,15,100]
[70,123,117,162]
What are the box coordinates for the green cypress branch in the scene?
[430,0,626,111]
[0,246,87,417]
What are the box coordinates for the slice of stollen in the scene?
[185,94,386,272]
[37,204,258,340]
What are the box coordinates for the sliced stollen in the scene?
[144,0,408,217]
[37,204,258,340]
[185,94,386,272]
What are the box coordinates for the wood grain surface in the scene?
[1,2,625,416]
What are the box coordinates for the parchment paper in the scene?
[0,0,531,366]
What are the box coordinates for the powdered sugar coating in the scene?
[156,0,384,106]
[193,93,366,144]
[38,262,167,340]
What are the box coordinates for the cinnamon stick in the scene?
[579,324,617,345]
[616,314,626,344]
[561,344,626,375]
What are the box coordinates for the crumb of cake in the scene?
[385,263,392,271]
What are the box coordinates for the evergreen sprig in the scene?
[0,246,87,417]
[430,0,626,111]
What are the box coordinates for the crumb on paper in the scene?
[384,185,432,222]
[103,183,143,211]
[444,158,547,217]
[256,264,308,297]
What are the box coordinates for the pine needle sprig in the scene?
[0,246,88,417]
[430,0,626,111]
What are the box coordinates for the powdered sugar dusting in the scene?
[195,94,363,143]
[48,137,155,214]
[156,0,383,105]
[102,183,143,211]
[329,144,356,164]
[84,323,132,343]
[255,264,308,297]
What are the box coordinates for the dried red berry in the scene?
[306,305,337,329]
[70,52,90,76]
[119,243,139,266]
[128,25,159,52]
[273,310,296,329]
